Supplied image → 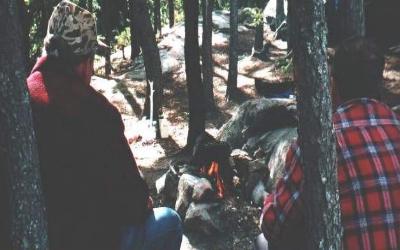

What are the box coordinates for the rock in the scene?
[155,173,167,194]
[252,180,268,206]
[175,174,201,218]
[156,167,180,204]
[217,98,297,149]
[244,160,269,203]
[266,130,297,191]
[244,127,296,159]
[184,203,223,236]
[392,105,400,115]
[254,79,294,98]
[192,178,215,202]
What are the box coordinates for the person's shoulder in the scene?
[27,71,49,106]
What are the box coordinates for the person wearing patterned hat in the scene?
[26,1,182,249]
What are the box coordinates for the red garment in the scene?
[261,98,400,250]
[27,56,150,250]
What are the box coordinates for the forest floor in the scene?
[91,11,400,250]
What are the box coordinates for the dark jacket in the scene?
[27,56,149,250]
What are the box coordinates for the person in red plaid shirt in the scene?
[257,38,400,250]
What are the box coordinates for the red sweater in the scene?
[27,56,149,250]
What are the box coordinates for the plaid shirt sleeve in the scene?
[260,142,304,242]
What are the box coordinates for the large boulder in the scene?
[184,203,223,236]
[267,128,297,192]
[175,174,201,218]
[217,98,297,149]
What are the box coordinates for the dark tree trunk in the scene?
[184,0,206,148]
[132,0,163,138]
[290,0,342,249]
[78,0,86,8]
[168,0,175,28]
[100,0,114,77]
[88,0,93,12]
[202,0,216,112]
[276,0,285,27]
[253,0,268,53]
[337,0,365,40]
[17,0,30,72]
[153,0,162,37]
[128,0,141,60]
[326,0,339,45]
[226,0,239,99]
[0,1,49,249]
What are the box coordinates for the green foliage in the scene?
[275,53,293,76]
[239,7,263,27]
[115,27,131,48]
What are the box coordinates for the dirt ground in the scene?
[91,15,400,249]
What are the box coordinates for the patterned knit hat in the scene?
[44,0,98,57]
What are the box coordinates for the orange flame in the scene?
[207,161,225,198]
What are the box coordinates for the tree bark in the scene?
[276,0,285,27]
[202,0,216,112]
[290,0,342,249]
[184,0,206,148]
[128,0,141,60]
[0,1,49,249]
[132,0,163,138]
[253,0,268,53]
[153,0,162,37]
[226,0,239,99]
[337,0,365,40]
[88,0,93,12]
[100,0,114,76]
[168,0,175,28]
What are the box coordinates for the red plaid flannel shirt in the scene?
[261,98,400,250]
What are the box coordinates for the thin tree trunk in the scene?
[276,0,285,27]
[253,0,268,54]
[0,1,49,249]
[168,0,175,28]
[337,0,365,40]
[226,0,238,99]
[202,0,216,112]
[128,0,141,60]
[153,0,161,37]
[17,0,30,72]
[184,0,205,148]
[88,0,93,12]
[78,0,86,8]
[100,0,113,77]
[290,0,342,248]
[132,0,163,138]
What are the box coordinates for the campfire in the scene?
[202,161,225,198]
[155,132,266,236]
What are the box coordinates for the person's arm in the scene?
[260,143,305,243]
[104,105,150,225]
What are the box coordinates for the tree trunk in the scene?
[153,0,162,37]
[202,0,216,112]
[290,0,342,249]
[78,0,87,8]
[337,0,365,40]
[100,0,113,77]
[128,0,141,60]
[276,0,285,27]
[17,0,30,72]
[184,0,205,148]
[88,0,93,12]
[132,0,163,138]
[253,0,268,53]
[0,1,49,249]
[168,0,175,28]
[226,0,238,99]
